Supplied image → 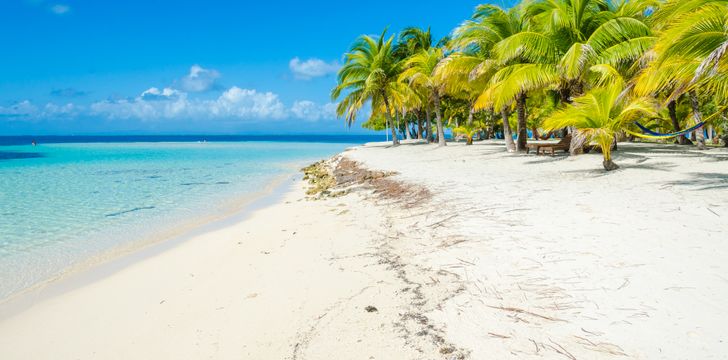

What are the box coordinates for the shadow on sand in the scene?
[664,172,728,191]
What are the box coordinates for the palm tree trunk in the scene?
[559,87,571,104]
[467,105,475,126]
[501,106,516,152]
[601,137,619,171]
[425,105,433,143]
[400,112,412,140]
[382,95,399,146]
[688,91,706,150]
[433,93,447,147]
[516,93,528,152]
[668,100,689,145]
[417,113,424,140]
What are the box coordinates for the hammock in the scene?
[628,121,706,139]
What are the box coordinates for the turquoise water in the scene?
[0,141,354,299]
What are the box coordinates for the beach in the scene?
[1,141,727,359]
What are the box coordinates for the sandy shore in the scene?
[1,140,727,359]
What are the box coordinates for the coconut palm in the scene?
[543,66,657,170]
[332,30,408,146]
[636,0,728,149]
[400,47,448,146]
[394,26,436,140]
[334,0,726,151]
[453,121,485,145]
[467,2,562,151]
[448,4,525,151]
[367,83,422,140]
[397,27,434,56]
[395,27,435,141]
[477,0,656,152]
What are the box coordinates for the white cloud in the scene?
[289,57,340,80]
[180,65,221,92]
[0,101,38,118]
[140,87,184,101]
[291,100,337,121]
[4,86,336,124]
[0,100,81,121]
[50,4,70,15]
[209,87,287,119]
[43,102,80,116]
[89,86,287,121]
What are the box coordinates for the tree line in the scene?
[332,0,728,170]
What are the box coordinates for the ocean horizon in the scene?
[0,134,384,147]
[0,136,368,299]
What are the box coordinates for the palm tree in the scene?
[448,3,526,152]
[543,66,656,170]
[396,26,435,141]
[400,48,448,146]
[636,0,728,149]
[397,26,433,55]
[478,0,656,152]
[332,30,408,146]
[453,121,485,145]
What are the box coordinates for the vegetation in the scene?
[332,0,728,170]
[453,121,485,145]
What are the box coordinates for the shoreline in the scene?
[0,171,298,318]
[0,139,358,302]
[0,149,422,359]
[1,141,726,359]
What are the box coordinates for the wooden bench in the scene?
[526,135,572,155]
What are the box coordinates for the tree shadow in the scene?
[664,172,728,191]
[558,159,679,177]
[617,159,679,172]
[618,144,728,161]
[524,155,569,165]
[558,168,612,178]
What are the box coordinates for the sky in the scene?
[0,0,513,135]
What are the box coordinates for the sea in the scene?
[0,135,377,300]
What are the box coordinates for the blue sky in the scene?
[0,0,512,135]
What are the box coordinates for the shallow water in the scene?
[0,140,355,299]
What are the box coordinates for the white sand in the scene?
[0,179,427,359]
[1,141,726,359]
[345,141,728,359]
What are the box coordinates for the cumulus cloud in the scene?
[291,101,337,121]
[90,86,287,121]
[210,87,287,119]
[0,100,80,120]
[0,101,39,119]
[289,57,340,80]
[180,65,221,92]
[140,87,184,101]
[49,4,70,15]
[42,102,81,118]
[5,86,337,124]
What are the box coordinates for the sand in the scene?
[1,140,727,359]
